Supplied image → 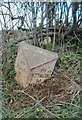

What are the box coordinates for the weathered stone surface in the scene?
[15,41,58,88]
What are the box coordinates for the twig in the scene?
[71,88,82,103]
[0,38,27,53]
[40,104,60,118]
[67,61,80,72]
[13,90,36,101]
[55,102,81,109]
[14,96,46,118]
[73,31,82,44]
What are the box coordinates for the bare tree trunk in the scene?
[40,3,44,47]
[72,2,79,29]
[52,3,56,52]
[46,3,49,49]
[31,2,38,46]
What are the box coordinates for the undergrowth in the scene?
[1,36,82,119]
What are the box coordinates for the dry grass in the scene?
[1,33,82,118]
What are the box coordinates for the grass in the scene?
[1,36,82,119]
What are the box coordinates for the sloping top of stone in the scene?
[18,41,58,69]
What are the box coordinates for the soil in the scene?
[29,72,80,104]
[11,71,80,108]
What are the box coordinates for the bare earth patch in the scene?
[10,71,80,110]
